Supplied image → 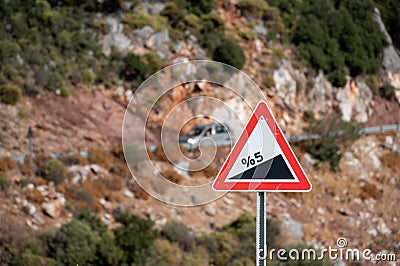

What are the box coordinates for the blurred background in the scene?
[0,0,399,265]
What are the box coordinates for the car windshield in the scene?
[187,126,205,137]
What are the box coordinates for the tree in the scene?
[48,220,99,264]
[113,213,158,265]
[213,38,246,70]
[38,159,66,185]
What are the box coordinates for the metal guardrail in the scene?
[287,123,400,142]
[10,124,400,162]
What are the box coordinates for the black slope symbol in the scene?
[228,154,295,180]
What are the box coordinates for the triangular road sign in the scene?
[212,101,312,192]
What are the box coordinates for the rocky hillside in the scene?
[0,0,400,265]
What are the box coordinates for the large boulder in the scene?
[277,213,304,246]
[41,199,63,219]
[102,17,132,56]
[132,26,155,46]
[273,66,297,108]
[374,8,400,71]
[336,78,373,123]
[145,29,171,59]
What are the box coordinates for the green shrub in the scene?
[67,184,93,208]
[303,114,360,170]
[213,38,246,70]
[162,221,195,251]
[238,29,256,41]
[0,85,21,105]
[379,84,396,100]
[237,0,273,19]
[197,13,226,52]
[17,109,28,118]
[302,110,314,123]
[44,72,63,91]
[122,53,148,82]
[74,208,107,234]
[223,213,256,261]
[60,86,71,97]
[366,74,379,91]
[263,76,275,88]
[307,136,341,170]
[81,69,95,85]
[175,0,217,16]
[38,159,66,185]
[12,251,57,266]
[272,48,285,59]
[327,69,347,88]
[149,238,183,265]
[161,2,187,28]
[178,14,202,35]
[0,176,10,190]
[123,13,167,32]
[142,52,163,76]
[95,230,122,266]
[113,213,158,265]
[48,220,99,265]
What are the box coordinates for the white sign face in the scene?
[212,101,312,192]
[225,117,299,182]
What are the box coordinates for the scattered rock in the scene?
[367,228,378,237]
[317,207,325,215]
[339,152,369,181]
[144,207,155,220]
[336,79,373,123]
[273,66,297,108]
[22,200,37,216]
[155,217,167,228]
[337,208,354,216]
[204,205,216,216]
[302,153,317,168]
[351,139,382,173]
[112,205,126,217]
[25,183,35,190]
[138,1,166,15]
[289,198,301,208]
[26,219,38,230]
[123,188,134,199]
[385,136,394,146]
[32,213,43,224]
[377,219,392,235]
[191,43,207,59]
[132,26,155,46]
[99,198,112,210]
[173,162,189,178]
[68,164,108,183]
[278,213,304,246]
[36,185,48,197]
[145,29,171,59]
[42,199,63,219]
[253,20,267,37]
[223,197,234,206]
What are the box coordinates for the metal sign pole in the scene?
[256,191,267,266]
[27,127,34,180]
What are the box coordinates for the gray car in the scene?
[179,122,232,150]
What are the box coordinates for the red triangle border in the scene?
[212,101,312,192]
